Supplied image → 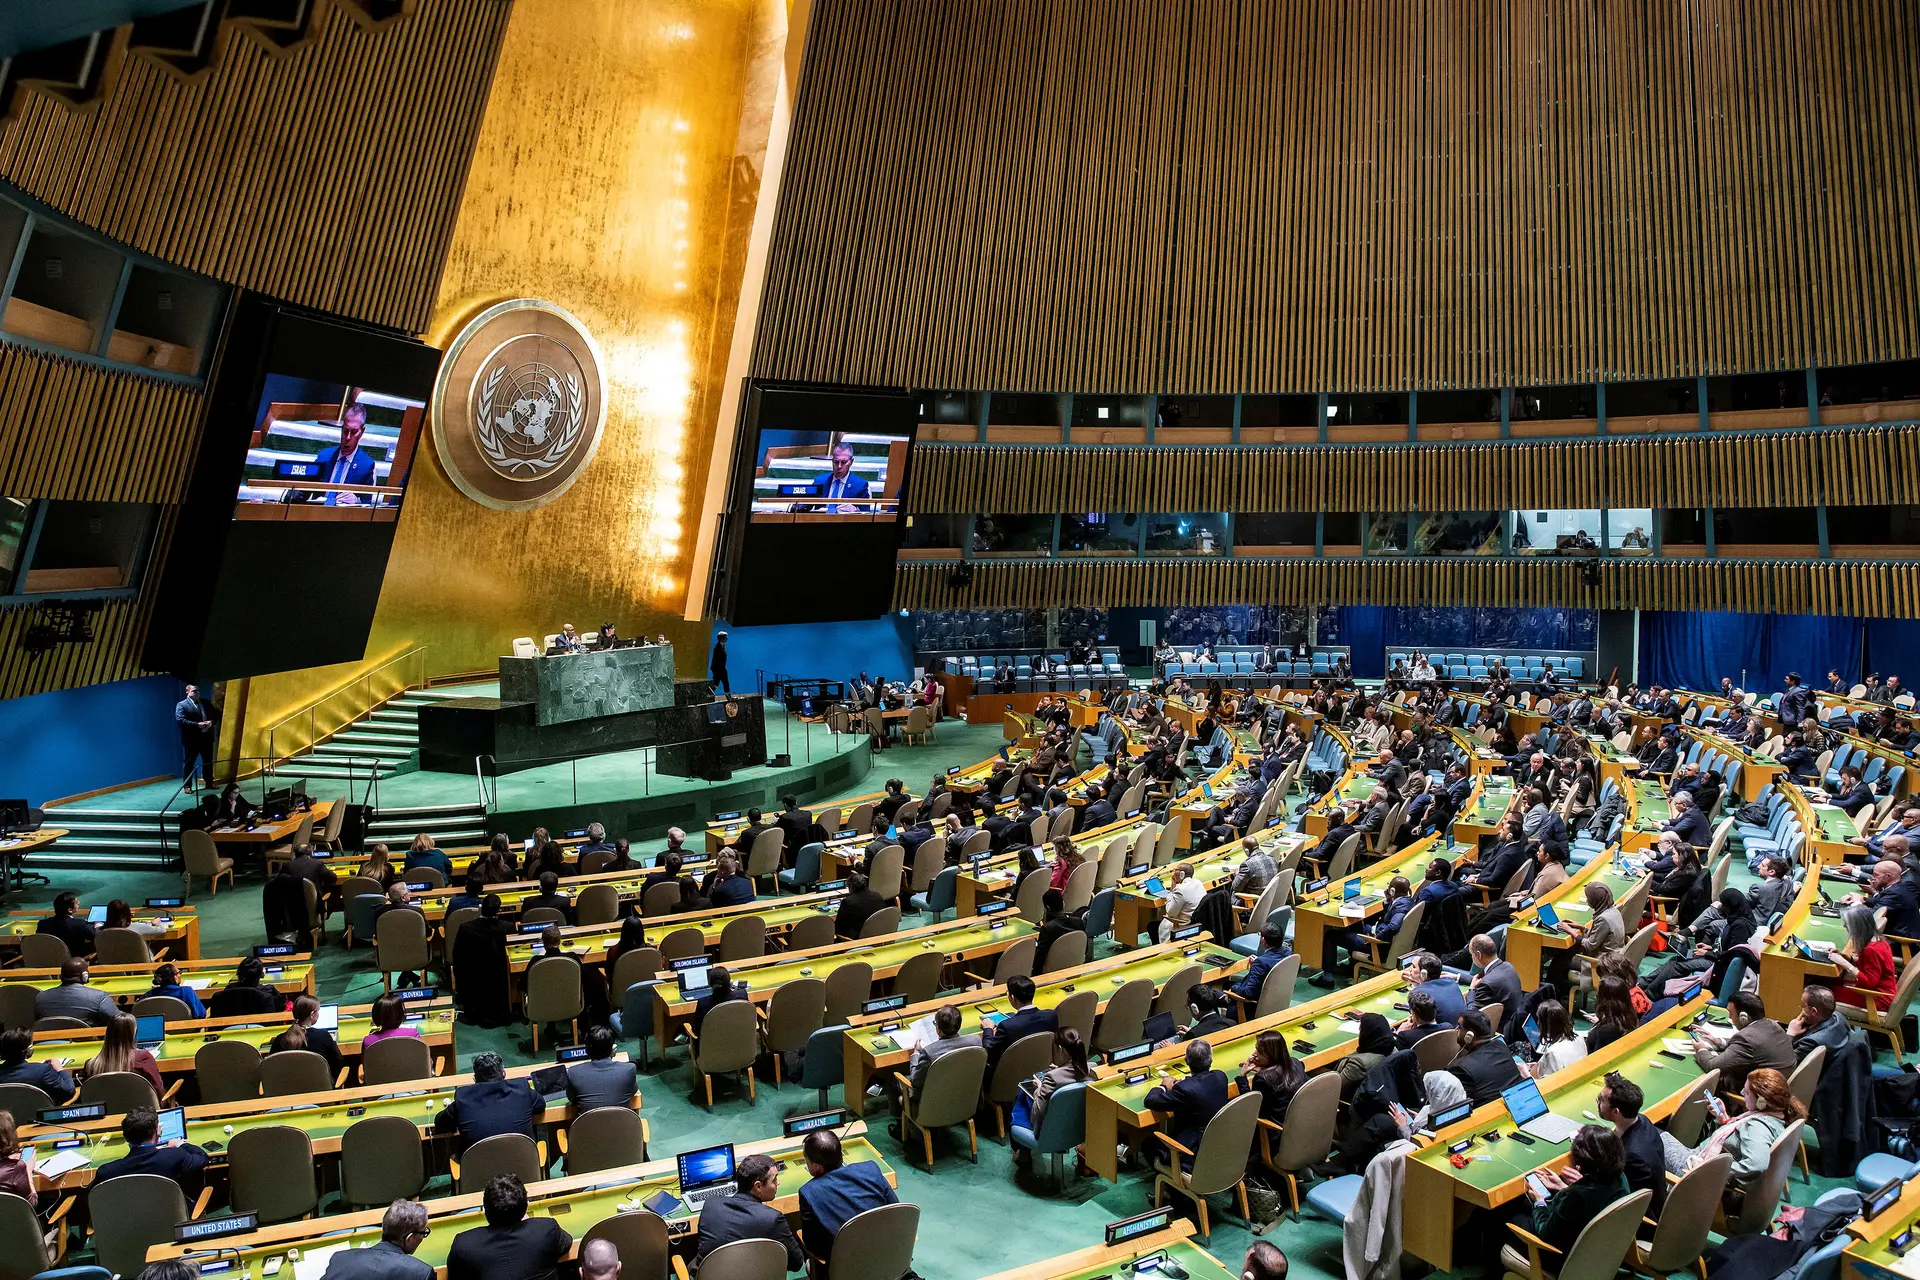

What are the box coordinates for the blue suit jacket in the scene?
[313,445,377,505]
[797,1160,897,1259]
[805,469,870,500]
[984,1004,1058,1069]
[1143,1068,1230,1153]
[1414,976,1467,1025]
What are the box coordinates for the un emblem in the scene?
[432,299,607,509]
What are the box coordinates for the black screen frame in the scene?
[714,381,917,626]
[145,294,440,681]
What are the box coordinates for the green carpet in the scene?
[27,730,1880,1280]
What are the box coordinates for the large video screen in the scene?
[145,297,441,682]
[235,378,425,519]
[724,386,916,626]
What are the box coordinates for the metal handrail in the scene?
[264,645,429,768]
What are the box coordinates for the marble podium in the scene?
[498,643,675,725]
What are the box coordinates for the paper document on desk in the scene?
[893,1015,940,1053]
[31,1148,91,1178]
[1661,1038,1695,1057]
[1340,903,1369,919]
[293,1244,351,1280]
[184,978,213,990]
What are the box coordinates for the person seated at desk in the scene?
[1231,921,1292,1005]
[1401,952,1466,1024]
[1828,903,1897,1008]
[1143,1038,1230,1162]
[521,872,574,923]
[1514,1125,1630,1261]
[1393,990,1448,1050]
[447,873,488,916]
[1691,991,1793,1095]
[1312,876,1413,987]
[1848,859,1920,938]
[797,1129,897,1264]
[876,778,912,823]
[404,834,454,880]
[35,890,95,957]
[694,1152,806,1273]
[435,1052,542,1155]
[83,1011,165,1095]
[803,441,871,512]
[899,1004,981,1107]
[138,962,206,1019]
[0,1026,74,1102]
[729,808,773,855]
[95,1105,210,1193]
[1180,984,1237,1040]
[269,992,344,1080]
[984,975,1057,1073]
[690,965,750,1038]
[834,872,887,939]
[548,624,583,655]
[565,1023,638,1112]
[1446,1009,1523,1105]
[362,991,421,1049]
[446,1173,572,1280]
[1789,984,1852,1059]
[320,1201,435,1280]
[210,782,254,827]
[1237,1031,1306,1124]
[37,958,120,1026]
[1155,863,1208,944]
[702,854,754,907]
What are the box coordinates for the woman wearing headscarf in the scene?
[1337,1013,1399,1097]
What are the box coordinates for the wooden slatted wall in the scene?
[0,0,511,333]
[894,557,1920,619]
[756,0,1920,392]
[906,425,1920,514]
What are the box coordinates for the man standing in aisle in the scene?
[711,630,731,695]
[175,683,215,790]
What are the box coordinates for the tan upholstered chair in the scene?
[182,828,234,896]
[1152,1090,1262,1241]
[1255,1071,1340,1214]
[1502,1189,1651,1280]
[339,1114,427,1208]
[560,1106,650,1174]
[897,1043,986,1167]
[759,977,825,1086]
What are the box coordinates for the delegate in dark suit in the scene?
[983,1004,1058,1072]
[796,1161,897,1261]
[694,1193,806,1271]
[1471,960,1524,1020]
[1143,1068,1230,1157]
[436,1076,543,1152]
[312,443,376,504]
[445,1216,571,1280]
[95,1141,210,1192]
[1619,1113,1669,1215]
[320,1241,433,1280]
[564,1058,638,1111]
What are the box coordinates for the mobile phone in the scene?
[1509,1132,1536,1145]
[1291,1039,1314,1053]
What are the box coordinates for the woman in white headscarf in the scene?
[1346,1072,1464,1280]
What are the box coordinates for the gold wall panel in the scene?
[236,0,789,758]
[906,425,1920,515]
[0,0,509,332]
[753,0,1920,393]
[894,556,1920,619]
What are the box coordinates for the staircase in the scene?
[365,801,488,849]
[36,807,182,869]
[280,685,481,785]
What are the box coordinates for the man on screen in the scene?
[803,442,870,512]
[313,403,376,506]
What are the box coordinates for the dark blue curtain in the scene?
[1637,611,1864,692]
[1864,620,1920,683]
[1321,606,1596,678]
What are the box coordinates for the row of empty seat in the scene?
[1159,647,1349,679]
[941,650,1127,690]
[1388,649,1588,681]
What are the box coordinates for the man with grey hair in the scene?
[579,1239,621,1280]
[579,822,615,859]
[434,1051,542,1154]
[319,1201,433,1280]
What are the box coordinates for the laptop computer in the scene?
[1500,1078,1582,1143]
[86,906,108,926]
[156,1106,187,1145]
[313,1004,340,1032]
[676,1143,737,1209]
[133,1015,167,1050]
[1142,1012,1176,1043]
[1342,880,1361,901]
[1142,877,1166,896]
[1533,903,1562,930]
[676,962,713,1000]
